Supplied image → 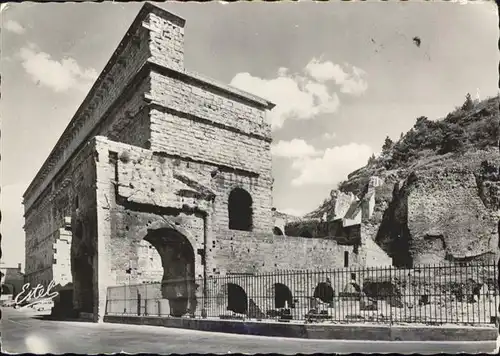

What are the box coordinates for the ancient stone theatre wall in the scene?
[23,3,369,322]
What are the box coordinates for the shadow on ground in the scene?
[31,314,93,323]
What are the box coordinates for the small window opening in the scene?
[228,188,253,231]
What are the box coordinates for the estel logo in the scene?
[13,280,59,308]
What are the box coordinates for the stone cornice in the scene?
[24,63,151,212]
[22,3,171,204]
[153,151,260,178]
[147,101,273,143]
[24,177,73,226]
[148,59,275,111]
[172,170,216,200]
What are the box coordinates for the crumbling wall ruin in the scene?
[376,165,499,268]
[94,133,365,319]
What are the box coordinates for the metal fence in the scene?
[105,263,499,325]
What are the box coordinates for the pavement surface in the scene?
[2,307,498,354]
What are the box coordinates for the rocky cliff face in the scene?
[308,95,499,267]
[375,150,499,267]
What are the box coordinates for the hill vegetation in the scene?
[309,93,499,219]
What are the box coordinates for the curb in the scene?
[103,315,498,341]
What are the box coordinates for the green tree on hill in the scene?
[439,124,466,154]
[461,93,474,111]
[382,136,394,152]
[367,153,376,165]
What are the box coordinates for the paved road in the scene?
[2,308,497,354]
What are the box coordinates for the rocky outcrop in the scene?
[325,190,357,220]
[475,160,500,211]
[308,95,499,267]
[375,153,499,267]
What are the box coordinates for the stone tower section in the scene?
[143,8,276,238]
[144,6,185,71]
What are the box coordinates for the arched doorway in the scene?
[228,188,253,231]
[144,228,196,317]
[313,282,334,303]
[227,283,248,314]
[273,227,284,236]
[274,283,293,308]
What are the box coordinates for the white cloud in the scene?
[305,58,368,96]
[18,44,98,93]
[290,143,373,186]
[230,69,340,130]
[4,20,25,34]
[271,139,321,159]
[323,132,337,140]
[230,58,367,130]
[305,60,348,83]
[277,67,289,76]
[341,66,368,95]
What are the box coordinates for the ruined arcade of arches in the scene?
[97,138,364,320]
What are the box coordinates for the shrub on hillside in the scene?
[438,124,467,154]
[471,116,500,148]
[367,153,377,165]
[461,93,474,111]
[382,136,394,152]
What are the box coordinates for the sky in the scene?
[1,1,498,268]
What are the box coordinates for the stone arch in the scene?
[228,187,253,231]
[274,283,293,308]
[143,227,197,317]
[217,282,248,314]
[143,219,198,252]
[227,283,248,314]
[273,227,284,236]
[313,282,334,303]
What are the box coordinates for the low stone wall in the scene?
[103,315,498,341]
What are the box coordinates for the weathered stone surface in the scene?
[375,159,499,267]
[327,190,357,221]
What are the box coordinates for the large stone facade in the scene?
[23,3,387,322]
